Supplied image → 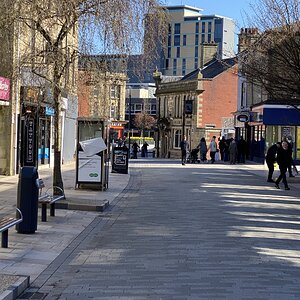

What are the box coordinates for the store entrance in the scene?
[38,117,50,165]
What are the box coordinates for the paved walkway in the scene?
[0,162,130,299]
[8,159,300,299]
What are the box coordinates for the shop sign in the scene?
[26,119,35,164]
[185,100,193,114]
[45,106,55,116]
[0,76,10,101]
[236,113,249,122]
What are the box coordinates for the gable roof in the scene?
[181,57,237,81]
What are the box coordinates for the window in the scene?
[202,22,206,33]
[151,104,157,114]
[208,34,211,43]
[195,22,199,34]
[194,58,198,69]
[174,23,181,34]
[195,46,198,57]
[176,47,180,58]
[165,59,169,70]
[182,58,186,76]
[111,85,120,99]
[183,35,187,46]
[174,35,180,46]
[134,104,142,113]
[173,59,177,75]
[195,34,199,45]
[208,22,212,33]
[168,35,171,47]
[174,130,182,148]
[167,47,171,58]
[201,33,205,43]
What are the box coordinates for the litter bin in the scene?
[16,166,39,234]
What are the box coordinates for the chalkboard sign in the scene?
[112,147,129,174]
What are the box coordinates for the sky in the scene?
[164,0,255,29]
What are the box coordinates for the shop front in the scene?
[251,103,300,163]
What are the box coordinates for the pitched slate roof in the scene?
[181,57,237,81]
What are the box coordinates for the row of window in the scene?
[168,33,214,48]
[173,22,212,35]
[125,103,156,114]
[166,58,199,75]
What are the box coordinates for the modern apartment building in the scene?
[163,5,235,76]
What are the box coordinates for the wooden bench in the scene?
[0,208,23,248]
[37,179,65,222]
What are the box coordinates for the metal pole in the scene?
[182,98,185,140]
[128,90,131,149]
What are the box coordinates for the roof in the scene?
[164,5,202,13]
[181,57,237,81]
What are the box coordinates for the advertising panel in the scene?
[0,76,10,104]
[77,137,107,183]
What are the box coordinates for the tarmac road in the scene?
[18,160,300,299]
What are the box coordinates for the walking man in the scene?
[265,142,281,182]
[275,141,290,190]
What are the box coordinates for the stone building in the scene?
[78,56,127,141]
[0,4,78,175]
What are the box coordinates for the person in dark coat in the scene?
[282,137,294,177]
[237,136,247,163]
[180,135,189,165]
[275,141,290,190]
[265,142,281,182]
[218,137,226,161]
[132,142,139,159]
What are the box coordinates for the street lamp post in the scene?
[128,88,132,149]
[153,68,162,158]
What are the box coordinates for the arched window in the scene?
[174,129,182,148]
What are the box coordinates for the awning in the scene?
[252,104,300,126]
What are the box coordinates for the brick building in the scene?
[154,58,238,158]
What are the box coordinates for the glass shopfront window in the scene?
[297,127,300,159]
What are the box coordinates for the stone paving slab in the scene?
[0,162,130,300]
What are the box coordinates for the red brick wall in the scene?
[202,69,238,140]
[77,71,91,117]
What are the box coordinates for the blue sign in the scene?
[45,106,55,116]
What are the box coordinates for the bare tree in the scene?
[239,0,300,103]
[134,112,156,135]
[0,0,167,188]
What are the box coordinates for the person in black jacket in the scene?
[180,135,189,165]
[275,141,290,190]
[265,142,281,182]
[282,136,294,177]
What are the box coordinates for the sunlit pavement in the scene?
[13,159,300,299]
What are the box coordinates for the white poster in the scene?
[78,157,102,182]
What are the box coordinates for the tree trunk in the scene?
[53,150,64,194]
[52,64,64,194]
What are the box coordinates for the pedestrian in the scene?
[132,141,139,159]
[275,141,290,190]
[265,142,281,182]
[142,142,149,158]
[229,138,238,164]
[198,137,208,162]
[180,135,189,165]
[218,136,226,161]
[282,136,294,177]
[237,136,247,163]
[208,136,218,164]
